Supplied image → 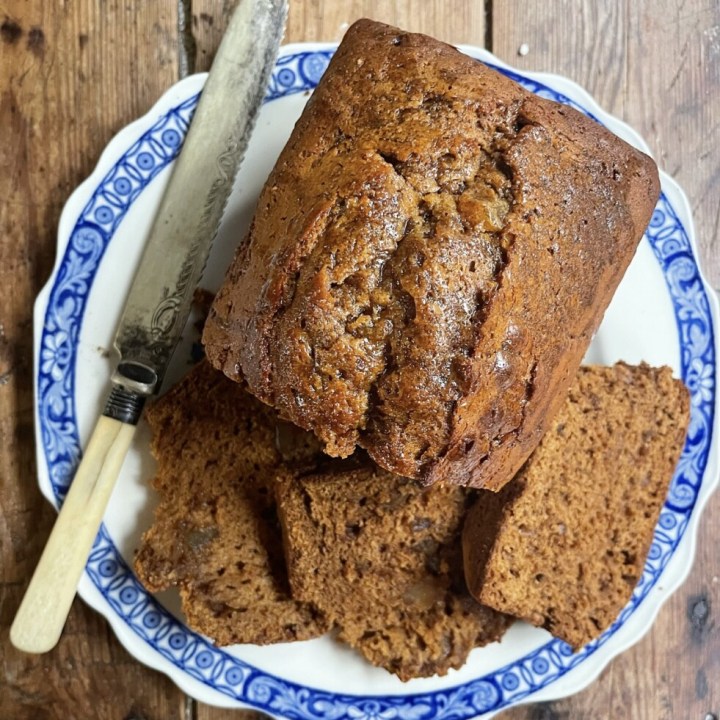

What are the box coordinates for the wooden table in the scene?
[2,1,718,718]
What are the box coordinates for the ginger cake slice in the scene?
[134,360,328,645]
[463,363,690,649]
[275,465,510,680]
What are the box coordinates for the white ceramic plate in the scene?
[34,44,719,718]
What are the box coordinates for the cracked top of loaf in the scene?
[203,19,660,488]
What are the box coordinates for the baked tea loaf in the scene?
[203,19,660,489]
[275,465,510,680]
[462,363,690,649]
[134,360,328,645]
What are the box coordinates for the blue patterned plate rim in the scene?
[34,43,719,719]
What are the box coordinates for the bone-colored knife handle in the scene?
[10,415,136,654]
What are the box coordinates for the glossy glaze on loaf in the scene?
[203,19,660,489]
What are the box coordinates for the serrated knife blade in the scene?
[11,0,289,654]
[112,0,288,412]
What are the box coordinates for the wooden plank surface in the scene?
[190,0,486,75]
[0,3,187,719]
[2,1,718,719]
[492,1,720,719]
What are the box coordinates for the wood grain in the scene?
[0,2,186,719]
[190,0,486,74]
[492,1,720,719]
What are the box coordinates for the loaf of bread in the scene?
[203,19,660,489]
[275,465,510,680]
[134,360,328,645]
[462,363,690,649]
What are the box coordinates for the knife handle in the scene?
[10,413,137,654]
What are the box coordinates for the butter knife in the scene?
[11,0,288,654]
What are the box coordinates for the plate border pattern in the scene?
[36,50,716,718]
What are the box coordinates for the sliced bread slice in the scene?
[276,465,510,680]
[462,363,690,649]
[134,360,328,645]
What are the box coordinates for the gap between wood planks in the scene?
[178,0,197,77]
[484,0,493,53]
